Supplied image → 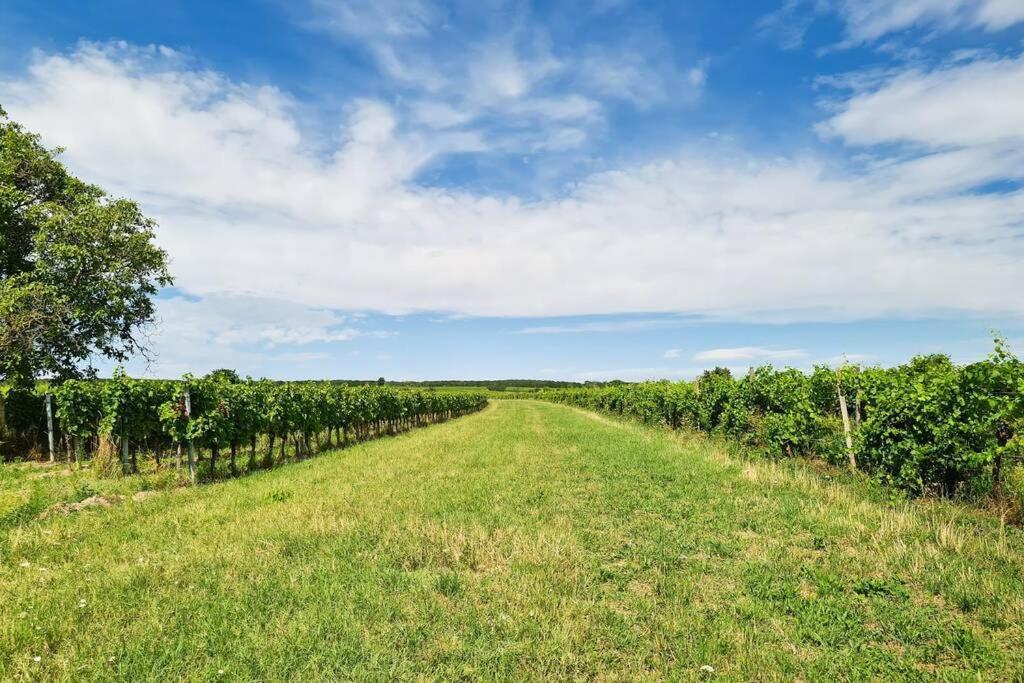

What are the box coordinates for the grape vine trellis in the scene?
[0,372,487,483]
[523,338,1024,503]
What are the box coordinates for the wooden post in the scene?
[45,393,56,463]
[836,372,856,471]
[184,390,197,485]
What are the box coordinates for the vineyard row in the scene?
[522,339,1023,503]
[0,371,488,482]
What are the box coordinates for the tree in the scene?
[206,369,241,384]
[0,107,171,387]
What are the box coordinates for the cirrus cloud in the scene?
[835,0,1024,44]
[693,347,807,362]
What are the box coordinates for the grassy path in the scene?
[2,400,1023,680]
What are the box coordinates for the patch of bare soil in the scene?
[40,494,125,519]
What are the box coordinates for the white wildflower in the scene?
[700,664,715,674]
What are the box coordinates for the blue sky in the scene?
[2,0,1023,380]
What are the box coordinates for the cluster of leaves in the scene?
[531,340,1024,499]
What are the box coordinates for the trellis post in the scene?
[121,432,130,474]
[836,370,856,471]
[45,393,56,463]
[184,389,197,485]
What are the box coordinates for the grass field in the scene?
[2,400,1023,680]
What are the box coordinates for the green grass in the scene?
[0,461,179,535]
[2,400,1022,680]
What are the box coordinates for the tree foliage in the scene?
[0,108,171,387]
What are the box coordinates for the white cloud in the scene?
[302,0,692,140]
[686,62,708,89]
[575,31,702,108]
[516,320,689,334]
[155,294,391,349]
[834,0,1024,44]
[277,351,331,363]
[663,348,681,359]
[105,293,393,377]
[818,54,1024,149]
[693,347,806,362]
[758,0,814,50]
[411,100,475,129]
[1,43,1022,329]
[515,95,602,122]
[308,0,435,38]
[535,127,588,151]
[761,0,1024,50]
[214,326,359,347]
[468,41,550,101]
